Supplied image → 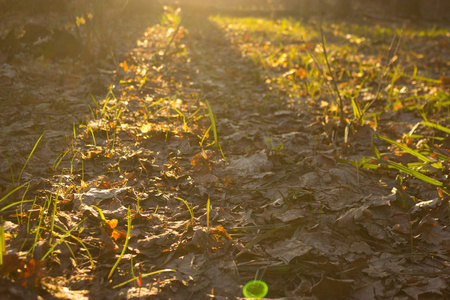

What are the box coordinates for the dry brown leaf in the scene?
[311,275,354,299]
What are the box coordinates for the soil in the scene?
[0,1,449,299]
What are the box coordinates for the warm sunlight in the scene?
[0,0,449,299]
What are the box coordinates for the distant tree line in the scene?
[280,0,450,20]
[177,0,450,21]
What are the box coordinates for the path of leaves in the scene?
[0,4,449,300]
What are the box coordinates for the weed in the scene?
[343,123,449,188]
[266,138,284,154]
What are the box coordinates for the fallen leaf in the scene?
[311,275,354,299]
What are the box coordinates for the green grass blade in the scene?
[73,123,77,140]
[88,124,96,146]
[90,94,99,108]
[350,96,362,121]
[173,106,187,132]
[113,269,176,289]
[0,183,27,205]
[101,95,111,116]
[205,100,218,144]
[0,217,5,267]
[384,160,443,187]
[92,205,107,228]
[28,205,43,254]
[174,197,194,220]
[371,137,381,160]
[108,206,132,279]
[421,122,450,134]
[375,134,432,163]
[54,225,95,268]
[41,217,87,261]
[0,200,33,212]
[206,195,210,231]
[17,132,45,184]
[49,174,64,246]
[54,150,69,171]
[200,125,213,146]
[375,134,442,169]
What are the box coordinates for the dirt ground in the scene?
[0,1,449,299]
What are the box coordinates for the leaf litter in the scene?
[0,1,449,299]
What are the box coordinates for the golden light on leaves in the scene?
[140,123,152,133]
[82,150,103,159]
[80,180,88,190]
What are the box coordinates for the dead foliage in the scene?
[0,2,449,299]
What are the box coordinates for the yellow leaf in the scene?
[81,180,87,189]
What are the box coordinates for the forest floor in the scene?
[0,2,449,299]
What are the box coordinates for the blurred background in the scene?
[166,0,450,21]
[1,0,449,22]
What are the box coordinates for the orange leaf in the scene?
[136,277,142,287]
[211,226,231,240]
[105,219,118,230]
[111,229,127,241]
[296,68,307,80]
[120,61,128,72]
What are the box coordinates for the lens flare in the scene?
[243,280,268,299]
